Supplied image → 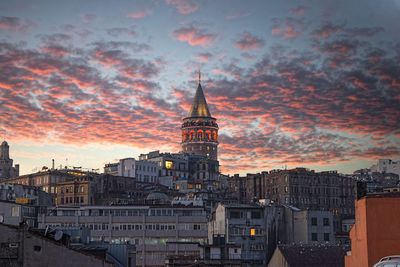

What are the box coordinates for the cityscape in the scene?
[1,1,400,267]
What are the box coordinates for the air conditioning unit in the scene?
[9,243,19,248]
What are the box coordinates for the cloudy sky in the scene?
[0,0,399,175]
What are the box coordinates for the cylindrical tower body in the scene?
[182,116,218,160]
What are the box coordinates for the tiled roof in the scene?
[188,83,211,118]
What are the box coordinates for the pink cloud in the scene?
[172,26,216,47]
[166,0,199,15]
[127,9,152,19]
[271,18,303,39]
[272,25,301,39]
[196,52,213,63]
[234,32,265,51]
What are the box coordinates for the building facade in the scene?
[262,168,355,233]
[371,159,400,176]
[38,204,208,267]
[283,207,335,244]
[118,157,159,183]
[208,203,266,267]
[345,193,400,267]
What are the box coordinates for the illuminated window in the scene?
[250,228,256,236]
[165,160,173,169]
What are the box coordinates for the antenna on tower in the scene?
[198,69,201,84]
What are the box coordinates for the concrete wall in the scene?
[345,195,400,267]
[0,224,114,267]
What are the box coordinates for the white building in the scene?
[104,157,159,183]
[371,159,400,176]
[118,158,159,183]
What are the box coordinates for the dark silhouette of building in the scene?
[0,140,19,179]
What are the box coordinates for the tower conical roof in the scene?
[188,83,212,118]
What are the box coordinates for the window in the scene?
[311,233,318,241]
[251,211,261,219]
[250,228,256,236]
[324,233,330,241]
[230,211,241,219]
[33,245,41,252]
[165,160,173,169]
[311,217,318,226]
[323,218,330,226]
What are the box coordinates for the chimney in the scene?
[52,159,55,170]
[15,164,20,177]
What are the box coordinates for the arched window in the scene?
[205,130,211,140]
[197,130,204,140]
[212,131,217,140]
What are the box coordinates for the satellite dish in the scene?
[0,215,4,223]
[54,230,63,241]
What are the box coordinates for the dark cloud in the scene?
[0,16,31,32]
[106,27,136,37]
[234,32,265,51]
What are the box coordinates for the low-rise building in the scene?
[104,162,119,176]
[0,223,114,267]
[38,203,208,267]
[268,244,347,267]
[0,169,92,196]
[0,200,38,227]
[371,159,400,176]
[208,203,266,267]
[117,157,159,183]
[0,183,52,206]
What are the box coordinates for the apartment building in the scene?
[208,203,266,267]
[38,203,208,267]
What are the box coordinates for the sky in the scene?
[0,0,399,175]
